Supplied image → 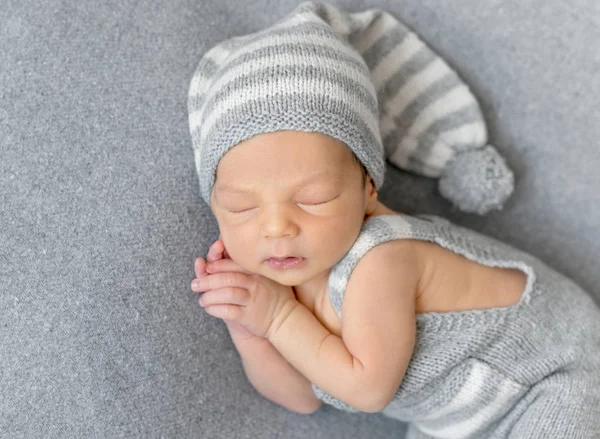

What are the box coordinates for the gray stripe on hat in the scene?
[219,41,368,80]
[198,64,378,126]
[386,73,465,147]
[347,9,389,46]
[383,103,481,159]
[197,92,381,153]
[188,58,220,111]
[377,47,438,108]
[220,20,360,63]
[361,24,411,70]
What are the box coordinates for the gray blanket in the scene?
[1,0,598,437]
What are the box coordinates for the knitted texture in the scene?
[314,214,600,437]
[188,2,515,214]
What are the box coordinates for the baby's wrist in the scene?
[225,320,262,343]
[267,299,301,342]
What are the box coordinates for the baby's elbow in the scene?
[360,395,393,413]
[289,399,322,415]
[352,382,397,413]
[355,396,392,414]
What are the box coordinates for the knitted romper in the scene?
[311,214,600,438]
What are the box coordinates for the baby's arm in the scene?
[268,241,419,412]
[225,320,321,414]
[199,239,320,414]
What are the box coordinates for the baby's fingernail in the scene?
[206,264,213,273]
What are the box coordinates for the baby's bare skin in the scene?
[296,201,527,338]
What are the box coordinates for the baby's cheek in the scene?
[222,235,259,269]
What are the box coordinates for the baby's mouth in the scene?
[265,256,306,270]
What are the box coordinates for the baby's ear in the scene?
[364,175,379,213]
[367,174,377,196]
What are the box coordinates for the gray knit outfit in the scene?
[313,213,600,438]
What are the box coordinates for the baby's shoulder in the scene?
[361,236,419,264]
[348,237,422,289]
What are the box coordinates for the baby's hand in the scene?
[193,237,257,340]
[193,235,230,283]
[191,253,297,339]
[193,237,226,283]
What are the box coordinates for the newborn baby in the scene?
[188,2,600,437]
[191,130,600,438]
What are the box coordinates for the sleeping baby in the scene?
[188,3,600,438]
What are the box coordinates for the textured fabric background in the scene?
[1,0,598,438]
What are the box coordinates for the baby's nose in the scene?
[260,206,299,239]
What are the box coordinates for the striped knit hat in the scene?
[188,2,514,215]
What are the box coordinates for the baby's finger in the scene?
[198,287,249,307]
[191,279,203,292]
[206,258,252,275]
[203,304,244,321]
[207,239,224,262]
[193,271,251,292]
[194,257,207,278]
[216,234,230,259]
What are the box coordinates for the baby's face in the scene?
[210,130,377,288]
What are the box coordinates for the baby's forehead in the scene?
[213,130,364,191]
[216,167,347,191]
[219,132,353,165]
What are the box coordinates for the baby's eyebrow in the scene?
[215,173,341,194]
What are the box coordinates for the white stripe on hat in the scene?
[379,57,451,138]
[440,122,488,151]
[353,12,400,55]
[410,85,475,137]
[388,85,474,166]
[418,142,455,177]
[371,33,424,90]
[413,122,488,177]
[188,46,234,98]
[322,3,351,38]
[389,135,417,168]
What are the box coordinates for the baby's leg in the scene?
[507,371,600,438]
[405,370,600,438]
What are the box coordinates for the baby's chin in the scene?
[254,263,318,286]
[236,256,335,287]
[263,265,337,292]
[260,269,310,286]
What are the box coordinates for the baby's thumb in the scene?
[207,239,224,262]
[216,233,231,259]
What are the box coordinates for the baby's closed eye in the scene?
[222,195,341,214]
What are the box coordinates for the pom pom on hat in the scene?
[439,145,514,215]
